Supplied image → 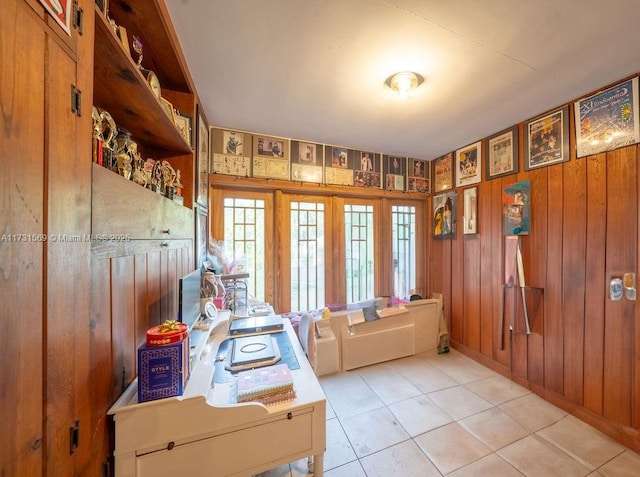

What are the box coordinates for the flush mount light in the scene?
[385,71,424,96]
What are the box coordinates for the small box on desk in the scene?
[137,338,190,403]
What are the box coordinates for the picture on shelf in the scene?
[252,134,290,180]
[257,137,284,157]
[175,111,193,149]
[291,141,323,183]
[408,158,430,193]
[433,153,453,192]
[224,130,244,156]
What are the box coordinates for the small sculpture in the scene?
[132,35,143,69]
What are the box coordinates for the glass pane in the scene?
[345,204,374,303]
[291,201,325,311]
[392,205,416,300]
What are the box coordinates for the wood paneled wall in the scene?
[428,107,640,452]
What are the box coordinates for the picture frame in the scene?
[502,180,531,235]
[160,97,177,125]
[455,141,482,187]
[196,106,209,207]
[463,187,478,235]
[433,152,453,192]
[195,205,208,269]
[252,134,290,180]
[354,150,381,189]
[485,126,519,179]
[117,26,131,56]
[408,158,430,193]
[175,111,193,149]
[524,105,570,170]
[384,155,406,191]
[39,0,72,36]
[433,192,456,239]
[574,76,639,158]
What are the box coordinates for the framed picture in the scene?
[486,126,519,179]
[175,111,193,149]
[354,150,381,189]
[433,192,456,239]
[433,152,453,192]
[210,128,252,177]
[524,105,570,170]
[325,146,354,186]
[575,76,640,158]
[196,106,209,207]
[195,205,208,268]
[455,141,482,187]
[407,158,430,193]
[503,180,531,235]
[291,141,324,183]
[39,0,72,36]
[384,155,406,191]
[252,134,290,180]
[160,97,177,125]
[463,187,478,235]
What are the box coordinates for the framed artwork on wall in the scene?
[39,0,72,36]
[196,106,209,207]
[455,141,482,187]
[407,158,430,193]
[574,76,639,158]
[433,153,453,192]
[463,187,478,235]
[252,134,290,180]
[502,180,531,235]
[432,192,456,239]
[524,106,570,170]
[486,126,519,179]
[195,205,208,268]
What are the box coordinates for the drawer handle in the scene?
[160,241,169,247]
[161,229,170,235]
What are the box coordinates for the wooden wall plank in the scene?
[111,255,136,392]
[479,180,494,357]
[603,147,636,425]
[463,228,481,351]
[134,254,149,350]
[491,179,509,366]
[562,157,587,405]
[545,164,565,394]
[584,153,607,415]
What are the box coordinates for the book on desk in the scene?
[236,363,296,405]
[228,314,284,336]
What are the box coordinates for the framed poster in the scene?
[175,111,193,149]
[463,187,478,235]
[384,155,406,191]
[408,158,430,193]
[325,146,354,186]
[39,0,72,36]
[196,106,209,207]
[211,128,252,177]
[503,180,531,235]
[433,192,456,239]
[575,77,640,158]
[455,141,482,187]
[291,141,324,183]
[433,153,453,192]
[354,150,381,189]
[195,205,208,268]
[252,134,290,180]
[486,126,519,179]
[524,106,570,170]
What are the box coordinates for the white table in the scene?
[108,312,327,476]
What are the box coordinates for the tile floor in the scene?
[258,349,640,476]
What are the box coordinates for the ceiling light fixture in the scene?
[385,71,424,97]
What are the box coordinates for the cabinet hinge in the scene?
[73,0,83,35]
[71,84,82,117]
[69,419,80,455]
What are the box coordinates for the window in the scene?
[344,204,375,303]
[223,197,266,301]
[392,205,417,299]
[290,202,325,311]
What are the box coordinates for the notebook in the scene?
[226,334,281,371]
[236,363,295,404]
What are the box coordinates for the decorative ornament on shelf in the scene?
[132,35,143,69]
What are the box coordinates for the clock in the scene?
[142,68,161,98]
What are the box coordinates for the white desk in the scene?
[108,312,327,476]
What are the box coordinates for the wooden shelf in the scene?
[93,10,191,154]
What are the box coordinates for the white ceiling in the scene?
[166,0,640,160]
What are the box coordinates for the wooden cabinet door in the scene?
[0,1,46,475]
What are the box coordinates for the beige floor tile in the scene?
[448,453,525,477]
[388,394,453,437]
[537,415,626,470]
[324,417,357,471]
[596,449,640,476]
[465,374,531,405]
[359,440,442,477]
[340,406,410,458]
[357,363,422,405]
[320,371,384,419]
[428,385,493,420]
[459,407,530,450]
[499,392,567,432]
[387,355,459,393]
[414,422,492,474]
[324,460,367,477]
[498,435,591,477]
[426,349,497,384]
